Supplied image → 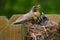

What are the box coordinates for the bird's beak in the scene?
[37,5,40,8]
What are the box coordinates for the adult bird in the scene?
[12,5,40,25]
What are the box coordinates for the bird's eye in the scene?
[34,6,37,8]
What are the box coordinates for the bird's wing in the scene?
[13,12,35,24]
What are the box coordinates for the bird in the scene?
[35,12,49,36]
[12,5,40,25]
[36,12,49,26]
[36,12,58,27]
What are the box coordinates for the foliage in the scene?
[0,0,60,18]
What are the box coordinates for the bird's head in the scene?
[32,5,40,12]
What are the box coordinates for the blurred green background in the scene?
[0,0,60,18]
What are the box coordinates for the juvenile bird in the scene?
[36,12,49,36]
[36,12,58,26]
[36,12,49,26]
[13,5,40,25]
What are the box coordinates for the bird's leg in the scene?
[42,26,48,37]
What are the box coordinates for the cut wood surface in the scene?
[0,16,9,40]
